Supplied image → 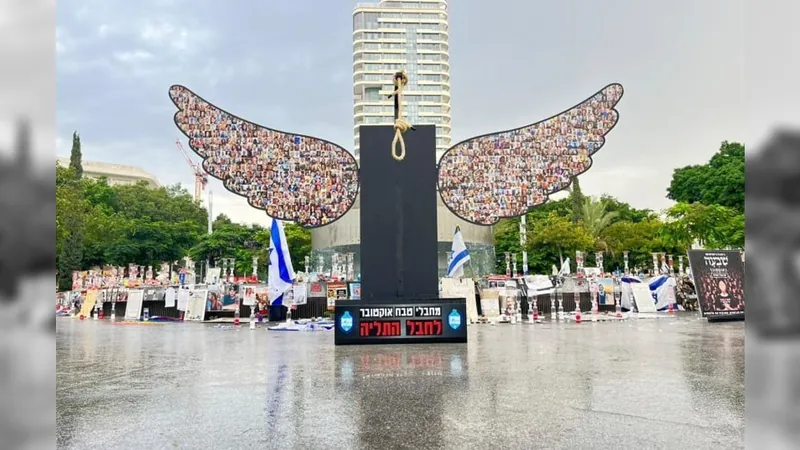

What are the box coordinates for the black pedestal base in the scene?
[707,313,745,323]
[334,298,468,345]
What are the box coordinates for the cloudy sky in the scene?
[50,0,792,226]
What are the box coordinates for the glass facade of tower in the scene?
[352,0,452,159]
[310,0,496,279]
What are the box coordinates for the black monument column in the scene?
[333,125,468,345]
[358,125,439,301]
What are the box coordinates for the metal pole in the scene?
[206,189,213,283]
[520,216,528,276]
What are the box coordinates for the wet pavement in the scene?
[56,315,744,449]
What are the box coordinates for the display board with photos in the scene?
[205,284,240,311]
[688,250,745,320]
[292,284,308,306]
[437,84,624,225]
[185,290,208,321]
[308,282,327,299]
[327,282,347,310]
[348,282,362,300]
[142,287,165,302]
[169,85,360,228]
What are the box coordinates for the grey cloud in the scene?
[56,0,757,220]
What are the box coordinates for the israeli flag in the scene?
[650,275,678,311]
[268,219,296,306]
[447,226,470,278]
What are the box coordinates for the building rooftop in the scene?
[55,157,160,187]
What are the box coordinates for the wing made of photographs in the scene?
[169,85,360,229]
[437,83,624,226]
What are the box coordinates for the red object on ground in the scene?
[98,311,104,319]
[79,315,85,320]
[668,302,674,314]
[575,310,582,324]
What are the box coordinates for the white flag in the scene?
[268,219,296,306]
[447,226,470,278]
[558,258,571,276]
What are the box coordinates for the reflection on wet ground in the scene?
[57,316,744,449]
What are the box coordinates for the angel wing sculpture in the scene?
[169,85,360,228]
[438,83,623,225]
[169,83,623,229]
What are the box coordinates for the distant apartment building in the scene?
[56,157,160,188]
[352,0,451,159]
[311,0,496,278]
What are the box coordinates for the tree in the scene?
[190,219,311,279]
[69,131,83,179]
[493,198,572,273]
[667,141,745,212]
[530,212,594,264]
[659,202,743,251]
[568,177,585,223]
[580,197,619,251]
[601,218,681,271]
[599,195,655,223]
[283,223,312,270]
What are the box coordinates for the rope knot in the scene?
[390,70,412,161]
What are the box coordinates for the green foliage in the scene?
[69,131,83,179]
[659,202,744,251]
[667,141,745,212]
[56,158,210,286]
[601,219,682,271]
[580,197,619,249]
[530,212,595,264]
[493,199,571,273]
[598,195,655,223]
[568,177,585,223]
[284,223,312,269]
[189,218,311,279]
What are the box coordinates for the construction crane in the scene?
[175,139,208,202]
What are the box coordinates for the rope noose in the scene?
[389,71,413,161]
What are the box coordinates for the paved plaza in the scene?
[56,315,744,449]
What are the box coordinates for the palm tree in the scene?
[580,197,619,251]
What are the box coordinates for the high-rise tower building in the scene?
[310,0,495,278]
[352,0,451,159]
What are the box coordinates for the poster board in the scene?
[631,284,657,313]
[478,288,501,318]
[142,287,164,302]
[293,284,308,306]
[327,282,347,311]
[308,282,327,298]
[441,278,478,324]
[596,278,615,305]
[688,250,745,321]
[185,289,208,321]
[78,290,98,318]
[242,285,257,306]
[125,289,144,320]
[347,282,361,300]
[206,285,239,312]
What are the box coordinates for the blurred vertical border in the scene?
[0,0,57,449]
[745,0,800,447]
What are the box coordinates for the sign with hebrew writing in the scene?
[688,250,745,319]
[334,299,467,345]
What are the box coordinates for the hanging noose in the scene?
[388,71,414,161]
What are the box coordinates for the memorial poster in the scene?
[688,250,745,318]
